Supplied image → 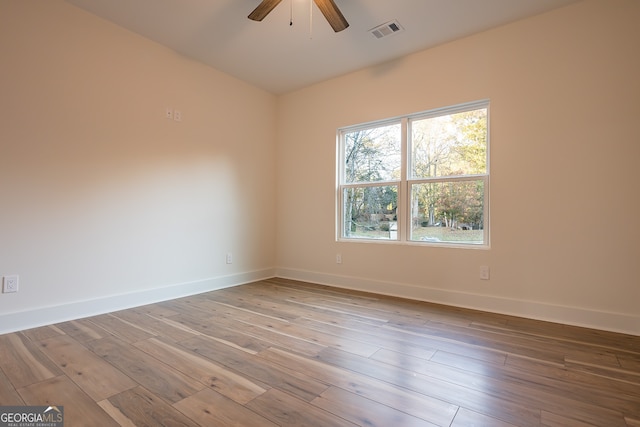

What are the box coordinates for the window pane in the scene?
[343,185,398,240]
[411,108,487,178]
[344,123,401,183]
[410,180,485,244]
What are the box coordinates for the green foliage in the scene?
[453,109,487,174]
[436,180,484,229]
[412,108,487,229]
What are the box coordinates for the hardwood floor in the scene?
[1,278,639,426]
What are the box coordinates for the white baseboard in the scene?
[276,267,640,336]
[0,269,276,335]
[4,267,637,337]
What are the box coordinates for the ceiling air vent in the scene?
[369,20,404,39]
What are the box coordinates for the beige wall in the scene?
[1,0,638,335]
[276,0,640,334]
[0,0,277,331]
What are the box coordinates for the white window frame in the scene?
[337,100,490,249]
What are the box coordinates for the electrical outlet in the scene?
[479,266,490,280]
[165,107,173,119]
[226,252,233,264]
[336,254,342,264]
[3,275,18,293]
[173,109,182,122]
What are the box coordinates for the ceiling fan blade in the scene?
[313,0,349,32]
[248,0,283,21]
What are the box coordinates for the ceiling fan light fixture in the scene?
[248,0,282,21]
[248,0,348,32]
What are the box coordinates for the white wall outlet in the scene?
[3,275,19,293]
[226,252,233,264]
[336,253,342,264]
[173,109,182,122]
[165,107,173,119]
[479,266,490,280]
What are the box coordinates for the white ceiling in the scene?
[65,0,580,94]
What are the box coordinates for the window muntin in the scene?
[338,100,489,247]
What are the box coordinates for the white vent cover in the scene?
[369,20,404,39]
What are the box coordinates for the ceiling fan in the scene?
[248,0,349,32]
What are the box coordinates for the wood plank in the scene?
[564,358,640,386]
[300,313,514,365]
[173,388,279,427]
[205,311,327,357]
[0,333,62,389]
[284,296,390,323]
[260,346,539,426]
[565,348,624,369]
[540,410,604,427]
[110,308,198,342]
[625,416,640,427]
[214,298,301,322]
[245,316,380,358]
[167,294,334,354]
[85,336,204,403]
[506,354,640,399]
[293,303,388,328]
[503,317,640,353]
[385,321,567,365]
[39,334,137,401]
[55,318,111,343]
[180,335,329,402]
[106,386,199,427]
[193,291,300,322]
[430,348,507,367]
[133,302,180,318]
[619,354,640,371]
[312,386,441,427]
[220,283,408,324]
[246,388,359,427]
[370,346,437,364]
[0,368,24,405]
[159,297,230,320]
[296,312,491,361]
[315,346,630,427]
[87,314,155,343]
[97,400,137,427]
[451,408,518,427]
[370,348,439,373]
[257,347,462,427]
[17,375,119,426]
[133,337,267,404]
[20,325,65,342]
[1,279,638,426]
[169,312,272,354]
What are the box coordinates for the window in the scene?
[338,100,489,247]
